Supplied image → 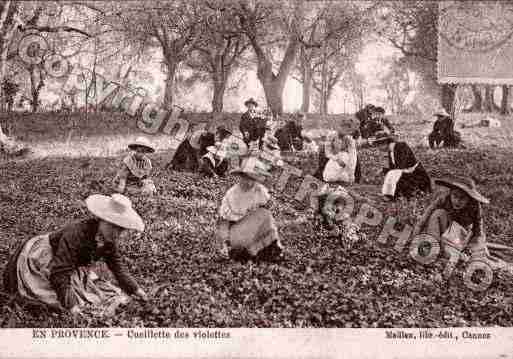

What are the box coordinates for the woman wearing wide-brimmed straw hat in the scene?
[114,136,157,196]
[216,157,284,262]
[410,176,507,261]
[3,194,149,316]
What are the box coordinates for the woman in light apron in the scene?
[215,157,284,262]
[376,136,431,201]
[322,133,359,184]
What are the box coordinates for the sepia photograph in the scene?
[1,0,513,357]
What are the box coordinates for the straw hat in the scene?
[128,137,155,153]
[434,176,489,204]
[85,193,145,232]
[244,98,258,107]
[229,157,271,183]
[433,108,450,117]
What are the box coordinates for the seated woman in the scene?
[259,133,283,170]
[314,131,363,182]
[199,126,235,178]
[3,194,148,315]
[274,113,307,152]
[412,177,513,265]
[375,135,431,201]
[168,131,216,172]
[215,157,284,262]
[411,177,490,259]
[428,109,461,149]
[322,133,359,184]
[114,137,156,196]
[200,144,230,178]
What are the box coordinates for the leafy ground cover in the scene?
[1,112,513,328]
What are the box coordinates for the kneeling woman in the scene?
[200,144,230,178]
[114,137,156,196]
[3,194,149,315]
[322,133,359,184]
[376,136,431,200]
[216,157,284,262]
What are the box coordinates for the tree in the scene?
[501,85,510,115]
[295,2,370,114]
[378,56,412,114]
[228,0,304,116]
[186,2,250,113]
[377,1,458,115]
[346,68,366,111]
[102,0,204,110]
[0,1,22,111]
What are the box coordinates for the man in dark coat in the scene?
[428,110,461,149]
[240,98,266,148]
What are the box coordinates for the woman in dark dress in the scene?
[3,194,148,316]
[375,136,431,201]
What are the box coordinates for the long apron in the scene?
[14,234,130,314]
[228,208,280,256]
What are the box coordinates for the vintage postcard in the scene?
[1,1,512,358]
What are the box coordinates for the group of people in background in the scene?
[6,97,510,318]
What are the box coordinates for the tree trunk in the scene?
[301,67,312,114]
[299,47,312,113]
[500,85,510,115]
[441,83,457,117]
[484,85,494,112]
[251,32,299,116]
[163,59,178,111]
[29,66,45,113]
[260,77,284,116]
[0,1,18,114]
[469,84,482,112]
[319,43,329,116]
[211,73,226,113]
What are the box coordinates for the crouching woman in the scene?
[215,157,284,262]
[114,137,156,196]
[376,135,431,201]
[3,194,149,315]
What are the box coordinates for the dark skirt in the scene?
[394,164,431,199]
